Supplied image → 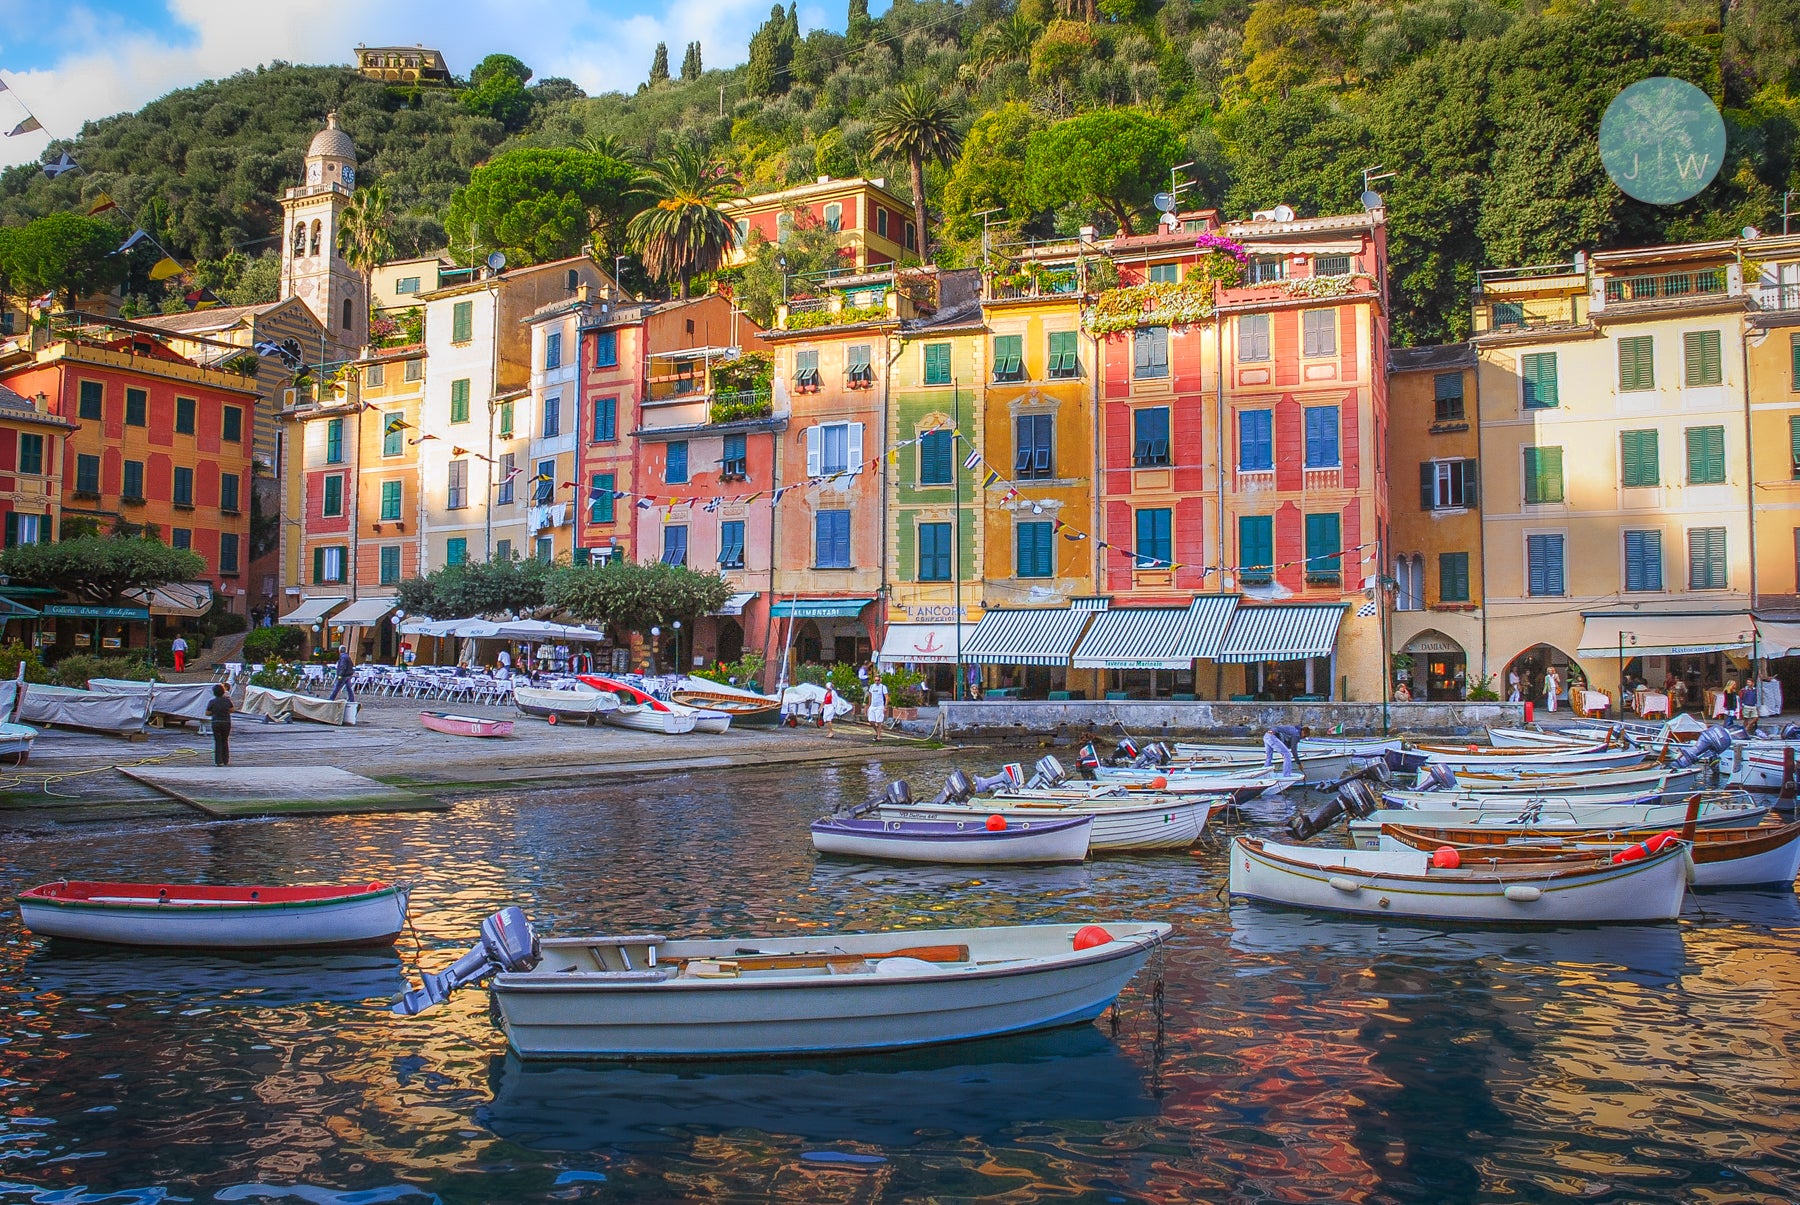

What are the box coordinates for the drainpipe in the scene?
[1473,343,1490,686]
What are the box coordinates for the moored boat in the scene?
[1377,820,1800,889]
[0,720,36,765]
[18,880,411,949]
[1347,792,1769,847]
[670,677,782,725]
[1228,835,1689,923]
[579,675,709,735]
[810,814,1093,864]
[421,711,514,738]
[513,683,618,726]
[393,907,1172,1060]
[1390,742,1648,774]
[874,794,1207,852]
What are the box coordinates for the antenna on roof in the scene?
[973,208,1005,273]
[1163,161,1195,216]
[1361,166,1396,213]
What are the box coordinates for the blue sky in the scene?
[0,0,861,167]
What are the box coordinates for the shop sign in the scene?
[44,604,151,621]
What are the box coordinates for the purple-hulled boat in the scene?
[810,814,1093,865]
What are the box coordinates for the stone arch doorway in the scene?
[1504,643,1579,709]
[716,618,744,665]
[1403,629,1467,701]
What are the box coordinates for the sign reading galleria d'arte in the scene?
[43,604,152,621]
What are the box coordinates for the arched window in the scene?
[342,297,354,330]
[292,221,308,257]
[310,220,322,256]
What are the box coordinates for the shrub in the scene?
[52,654,158,689]
[825,663,866,706]
[243,625,305,663]
[879,667,927,706]
[1466,672,1500,702]
[0,642,52,684]
[249,665,299,691]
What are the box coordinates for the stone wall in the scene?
[935,698,1527,738]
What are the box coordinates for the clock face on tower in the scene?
[343,166,356,189]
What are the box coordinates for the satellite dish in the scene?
[486,251,507,272]
[1743,226,1761,240]
[1160,212,1179,231]
[1360,189,1383,211]
[1272,204,1295,222]
[1153,191,1176,213]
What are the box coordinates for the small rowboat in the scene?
[1390,743,1648,774]
[811,814,1093,864]
[18,880,411,949]
[579,675,707,735]
[1228,835,1689,923]
[394,908,1171,1060]
[0,720,36,765]
[421,711,514,738]
[877,795,1208,852]
[1377,820,1800,889]
[671,677,782,725]
[513,683,619,726]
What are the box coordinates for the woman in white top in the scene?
[1543,666,1560,713]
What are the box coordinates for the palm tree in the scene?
[577,131,640,165]
[626,144,742,299]
[337,184,393,349]
[869,84,963,261]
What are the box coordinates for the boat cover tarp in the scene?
[0,679,19,719]
[1577,612,1754,658]
[241,686,355,726]
[780,682,855,720]
[87,678,213,722]
[17,685,150,733]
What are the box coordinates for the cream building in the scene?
[1473,241,1754,711]
[416,256,613,570]
[522,293,595,564]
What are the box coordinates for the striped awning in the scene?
[963,608,1092,666]
[1176,594,1240,660]
[280,595,344,626]
[1071,607,1191,670]
[1216,603,1347,663]
[1577,612,1752,658]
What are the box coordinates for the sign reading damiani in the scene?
[43,604,151,621]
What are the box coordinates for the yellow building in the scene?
[1388,344,1482,699]
[722,177,918,270]
[1474,242,1754,711]
[1747,234,1800,612]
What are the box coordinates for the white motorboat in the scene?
[1376,820,1800,890]
[1725,741,1800,796]
[1089,764,1304,800]
[1393,742,1650,774]
[875,794,1208,852]
[1348,793,1769,847]
[810,814,1093,864]
[393,908,1171,1060]
[513,682,619,726]
[0,720,36,765]
[1434,764,1711,796]
[578,675,700,735]
[1228,835,1689,923]
[1484,727,1608,748]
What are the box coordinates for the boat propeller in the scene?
[392,906,539,1016]
[1420,763,1458,792]
[1674,725,1732,769]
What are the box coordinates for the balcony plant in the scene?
[1083,251,1243,336]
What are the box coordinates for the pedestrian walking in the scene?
[328,646,357,702]
[171,634,188,673]
[822,686,837,738]
[1263,724,1307,775]
[205,684,233,766]
[1507,668,1521,703]
[866,676,889,740]
[1543,666,1560,714]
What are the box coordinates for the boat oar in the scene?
[668,943,970,973]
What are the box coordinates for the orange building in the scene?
[1,315,259,619]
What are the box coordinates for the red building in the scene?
[0,382,74,548]
[1,316,260,618]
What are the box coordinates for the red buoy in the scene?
[1149,776,1169,789]
[986,814,1007,831]
[1430,846,1461,869]
[1644,831,1680,854]
[1611,842,1648,864]
[1072,925,1113,951]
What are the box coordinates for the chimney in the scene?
[817,175,830,184]
[1079,225,1098,244]
[576,284,593,304]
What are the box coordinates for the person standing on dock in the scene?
[866,675,888,741]
[1544,666,1560,714]
[1263,725,1307,775]
[205,684,233,766]
[328,646,357,703]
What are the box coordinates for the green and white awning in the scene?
[964,608,1092,666]
[1216,603,1346,663]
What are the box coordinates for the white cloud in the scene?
[0,0,775,169]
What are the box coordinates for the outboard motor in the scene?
[1421,763,1457,793]
[1077,743,1102,779]
[1781,724,1800,741]
[1133,742,1172,768]
[885,779,914,807]
[1339,778,1384,819]
[1675,725,1733,769]
[1286,795,1346,841]
[1110,738,1139,765]
[971,769,1015,795]
[931,768,975,805]
[1025,755,1069,790]
[393,906,539,1016]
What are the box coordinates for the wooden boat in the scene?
[1484,727,1606,748]
[875,794,1208,852]
[578,675,706,735]
[671,677,782,725]
[1348,794,1769,847]
[811,814,1093,864]
[513,683,619,726]
[1438,763,1711,796]
[1164,737,1399,783]
[0,720,36,765]
[1378,820,1800,889]
[18,880,411,949]
[420,711,514,738]
[1228,835,1689,923]
[1391,742,1648,774]
[1725,742,1800,796]
[394,909,1171,1060]
[1091,765,1304,801]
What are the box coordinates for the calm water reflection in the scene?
[0,756,1796,1203]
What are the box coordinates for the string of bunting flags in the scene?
[378,414,1382,582]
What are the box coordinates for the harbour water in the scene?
[1,756,1797,1203]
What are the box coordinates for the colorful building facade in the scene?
[722,177,918,270]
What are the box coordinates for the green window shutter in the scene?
[1620,430,1658,487]
[450,379,470,423]
[1790,334,1800,391]
[1688,527,1727,589]
[1439,552,1470,602]
[312,546,324,584]
[452,300,473,343]
[590,472,615,523]
[1238,515,1273,582]
[380,480,402,521]
[1524,446,1564,504]
[1618,335,1655,392]
[1685,426,1726,484]
[919,430,952,484]
[1303,512,1341,581]
[1789,416,1800,480]
[923,343,950,384]
[1521,352,1559,408]
[1683,330,1722,387]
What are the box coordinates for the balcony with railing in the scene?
[986,267,1083,302]
[1602,266,1730,305]
[1755,281,1800,313]
[710,389,774,424]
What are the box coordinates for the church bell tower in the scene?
[279,112,366,358]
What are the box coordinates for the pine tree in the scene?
[649,42,670,85]
[744,4,795,97]
[847,0,873,48]
[680,41,703,81]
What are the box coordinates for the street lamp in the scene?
[650,625,661,675]
[673,619,683,672]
